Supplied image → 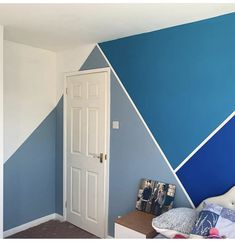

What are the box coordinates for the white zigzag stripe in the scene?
[175,111,235,173]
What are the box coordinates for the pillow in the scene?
[152,207,198,238]
[190,203,235,239]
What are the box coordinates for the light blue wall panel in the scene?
[80,46,109,70]
[4,109,56,230]
[99,13,235,169]
[108,72,192,236]
[55,96,64,215]
[80,47,192,237]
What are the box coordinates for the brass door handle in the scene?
[99,153,103,163]
[93,153,107,163]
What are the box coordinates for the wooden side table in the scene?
[114,210,157,238]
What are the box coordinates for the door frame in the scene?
[63,67,111,238]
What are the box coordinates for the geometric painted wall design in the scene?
[5,12,235,236]
[177,115,235,207]
[80,46,193,237]
[99,12,235,169]
[4,97,63,231]
[4,108,56,231]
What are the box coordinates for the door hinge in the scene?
[66,87,68,95]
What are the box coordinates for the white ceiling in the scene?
[0,3,235,51]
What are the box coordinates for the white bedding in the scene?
[153,186,235,239]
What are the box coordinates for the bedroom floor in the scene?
[7,220,99,239]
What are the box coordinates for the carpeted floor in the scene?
[7,220,99,239]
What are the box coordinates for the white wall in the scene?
[4,41,95,163]
[3,40,95,234]
[4,41,57,162]
[56,43,95,101]
[0,25,3,238]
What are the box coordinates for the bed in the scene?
[197,186,235,212]
[154,186,235,239]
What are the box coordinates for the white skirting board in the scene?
[54,213,64,222]
[3,213,64,238]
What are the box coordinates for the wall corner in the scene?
[0,24,4,238]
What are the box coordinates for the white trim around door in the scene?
[63,68,110,238]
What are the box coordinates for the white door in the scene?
[66,69,109,238]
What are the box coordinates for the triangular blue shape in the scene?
[177,115,235,206]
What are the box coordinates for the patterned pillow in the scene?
[191,203,235,239]
[152,207,198,238]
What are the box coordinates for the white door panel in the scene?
[71,108,82,154]
[71,167,82,216]
[66,70,109,238]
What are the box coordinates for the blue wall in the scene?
[80,47,192,237]
[4,109,56,231]
[100,13,235,169]
[177,116,235,206]
[4,98,63,231]
[55,96,64,215]
[5,12,235,237]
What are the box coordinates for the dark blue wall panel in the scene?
[177,116,235,206]
[99,13,235,169]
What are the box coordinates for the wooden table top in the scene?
[115,210,157,238]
